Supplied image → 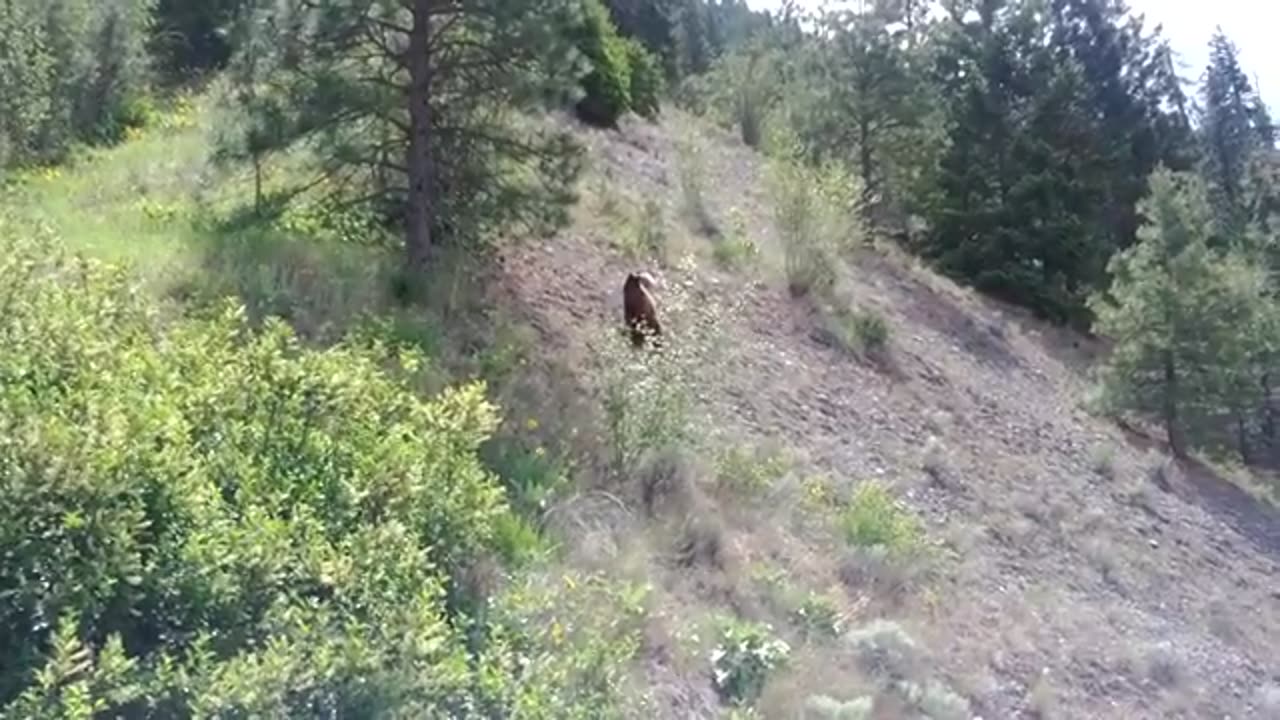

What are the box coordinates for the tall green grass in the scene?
[0,93,405,343]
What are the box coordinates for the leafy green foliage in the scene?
[839,482,926,556]
[474,569,650,719]
[714,444,789,498]
[574,2,667,126]
[0,0,153,168]
[227,0,584,260]
[711,618,791,707]
[0,229,632,715]
[790,592,844,640]
[575,0,634,127]
[768,150,864,297]
[675,40,787,148]
[483,433,569,520]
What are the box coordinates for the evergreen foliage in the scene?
[625,38,665,120]
[919,0,1194,325]
[149,0,250,79]
[222,0,585,270]
[811,2,937,214]
[575,0,636,127]
[1201,29,1276,240]
[601,0,770,80]
[1091,169,1274,457]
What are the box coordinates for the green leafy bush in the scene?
[574,0,633,127]
[768,151,864,297]
[715,444,789,498]
[0,0,153,167]
[839,481,925,556]
[594,268,724,476]
[791,592,845,640]
[823,304,891,356]
[711,618,791,707]
[0,229,633,715]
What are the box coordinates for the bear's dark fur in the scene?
[623,272,662,348]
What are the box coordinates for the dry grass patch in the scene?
[677,136,719,238]
[1027,670,1058,719]
[713,443,791,500]
[1089,442,1118,480]
[819,301,892,359]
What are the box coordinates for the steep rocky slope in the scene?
[496,111,1280,719]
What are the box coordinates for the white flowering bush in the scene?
[711,618,791,706]
[804,695,873,720]
[792,592,845,640]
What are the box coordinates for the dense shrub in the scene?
[574,0,633,127]
[823,304,890,357]
[711,618,791,706]
[594,266,725,476]
[624,39,664,120]
[0,0,153,168]
[768,149,864,298]
[0,229,634,715]
[839,482,925,556]
[150,0,250,80]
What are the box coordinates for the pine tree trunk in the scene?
[1236,409,1250,464]
[405,0,435,274]
[858,115,874,209]
[1262,372,1277,443]
[1163,350,1185,457]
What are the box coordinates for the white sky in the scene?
[743,0,1280,113]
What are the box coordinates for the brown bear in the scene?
[623,271,662,348]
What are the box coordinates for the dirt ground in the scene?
[496,110,1280,719]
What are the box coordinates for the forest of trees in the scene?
[677,0,1279,464]
[2,0,1280,715]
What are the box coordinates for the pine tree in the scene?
[814,1,935,214]
[232,0,584,273]
[1091,168,1272,457]
[922,0,1193,324]
[671,0,714,77]
[150,0,249,79]
[924,0,1104,322]
[1201,29,1273,240]
[1049,0,1199,252]
[213,4,294,214]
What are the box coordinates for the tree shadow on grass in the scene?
[172,197,404,344]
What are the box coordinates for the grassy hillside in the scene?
[4,99,1280,720]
